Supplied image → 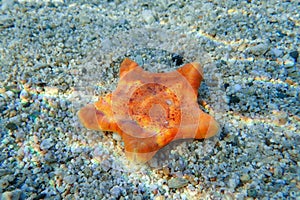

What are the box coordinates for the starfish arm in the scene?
[176,62,203,95]
[78,104,102,131]
[120,126,178,163]
[120,58,141,78]
[78,94,120,132]
[195,112,220,139]
[122,134,161,163]
[176,110,219,140]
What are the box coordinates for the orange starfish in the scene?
[78,58,220,163]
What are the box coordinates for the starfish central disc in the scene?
[128,83,181,136]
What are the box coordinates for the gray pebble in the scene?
[64,175,77,185]
[240,173,250,183]
[289,50,299,61]
[134,55,144,66]
[274,166,283,178]
[40,138,54,151]
[44,151,56,163]
[271,48,283,57]
[247,188,258,198]
[60,99,68,111]
[228,174,240,189]
[79,15,91,25]
[1,0,15,11]
[0,177,9,189]
[247,43,269,56]
[110,185,122,197]
[289,189,299,198]
[168,177,188,189]
[57,185,65,193]
[1,189,22,200]
[0,169,12,177]
[233,84,242,92]
[132,194,143,200]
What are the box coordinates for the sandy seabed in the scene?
[0,0,299,199]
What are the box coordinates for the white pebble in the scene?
[5,91,14,99]
[20,89,30,102]
[142,10,156,24]
[233,84,242,92]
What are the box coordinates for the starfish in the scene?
[78,58,220,163]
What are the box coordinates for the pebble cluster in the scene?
[0,0,299,199]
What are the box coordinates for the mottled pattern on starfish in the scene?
[78,58,220,163]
